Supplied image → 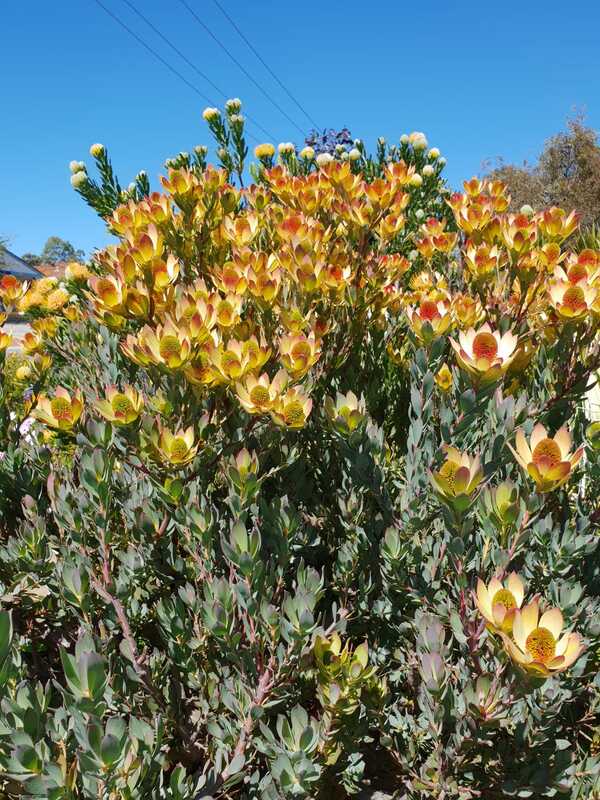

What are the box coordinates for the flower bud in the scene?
[194,144,208,156]
[428,147,440,159]
[377,136,386,145]
[415,209,425,220]
[89,143,105,158]
[400,134,409,144]
[225,97,242,113]
[202,107,220,121]
[410,173,423,188]
[70,171,88,188]
[353,138,362,147]
[69,160,86,174]
[439,157,446,167]
[409,131,428,150]
[520,204,534,217]
[422,164,435,177]
[300,146,315,160]
[316,152,333,167]
[349,148,361,161]
[278,142,295,154]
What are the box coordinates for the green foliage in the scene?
[0,109,599,800]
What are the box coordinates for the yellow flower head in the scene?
[430,446,483,511]
[95,385,144,426]
[434,363,453,392]
[451,293,485,329]
[45,288,70,312]
[235,370,288,415]
[139,319,192,370]
[0,329,12,352]
[65,261,91,282]
[508,423,583,493]
[501,598,584,677]
[476,572,525,633]
[254,143,275,160]
[153,424,198,467]
[324,390,367,435]
[270,387,313,429]
[32,387,84,431]
[450,323,519,384]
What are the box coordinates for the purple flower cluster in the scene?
[304,127,353,156]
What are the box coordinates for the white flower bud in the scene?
[278,142,295,154]
[194,145,208,155]
[69,160,86,174]
[316,152,334,166]
[415,209,425,220]
[428,147,440,160]
[409,132,428,151]
[225,98,242,112]
[408,249,418,261]
[422,164,435,177]
[70,171,88,188]
[300,146,315,160]
[340,151,349,161]
[439,157,446,167]
[400,134,410,144]
[349,148,361,161]
[410,173,423,187]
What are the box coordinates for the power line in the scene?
[176,0,307,138]
[210,0,319,132]
[91,0,263,144]
[120,0,277,141]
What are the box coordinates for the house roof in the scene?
[0,249,43,281]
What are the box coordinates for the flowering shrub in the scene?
[0,101,600,799]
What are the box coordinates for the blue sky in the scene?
[2,0,599,258]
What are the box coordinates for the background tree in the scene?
[484,116,600,228]
[38,235,85,263]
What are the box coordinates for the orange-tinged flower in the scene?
[430,446,483,511]
[128,223,164,264]
[508,423,583,493]
[405,298,452,344]
[475,573,525,634]
[270,386,313,429]
[88,274,128,315]
[502,214,537,254]
[537,207,580,241]
[0,274,27,305]
[95,385,143,426]
[235,370,288,414]
[22,331,43,354]
[463,242,505,281]
[243,335,271,372]
[32,387,83,430]
[451,293,485,329]
[222,213,259,246]
[450,323,519,384]
[279,332,321,379]
[500,598,584,676]
[548,279,597,320]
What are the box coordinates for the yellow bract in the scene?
[475,572,525,634]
